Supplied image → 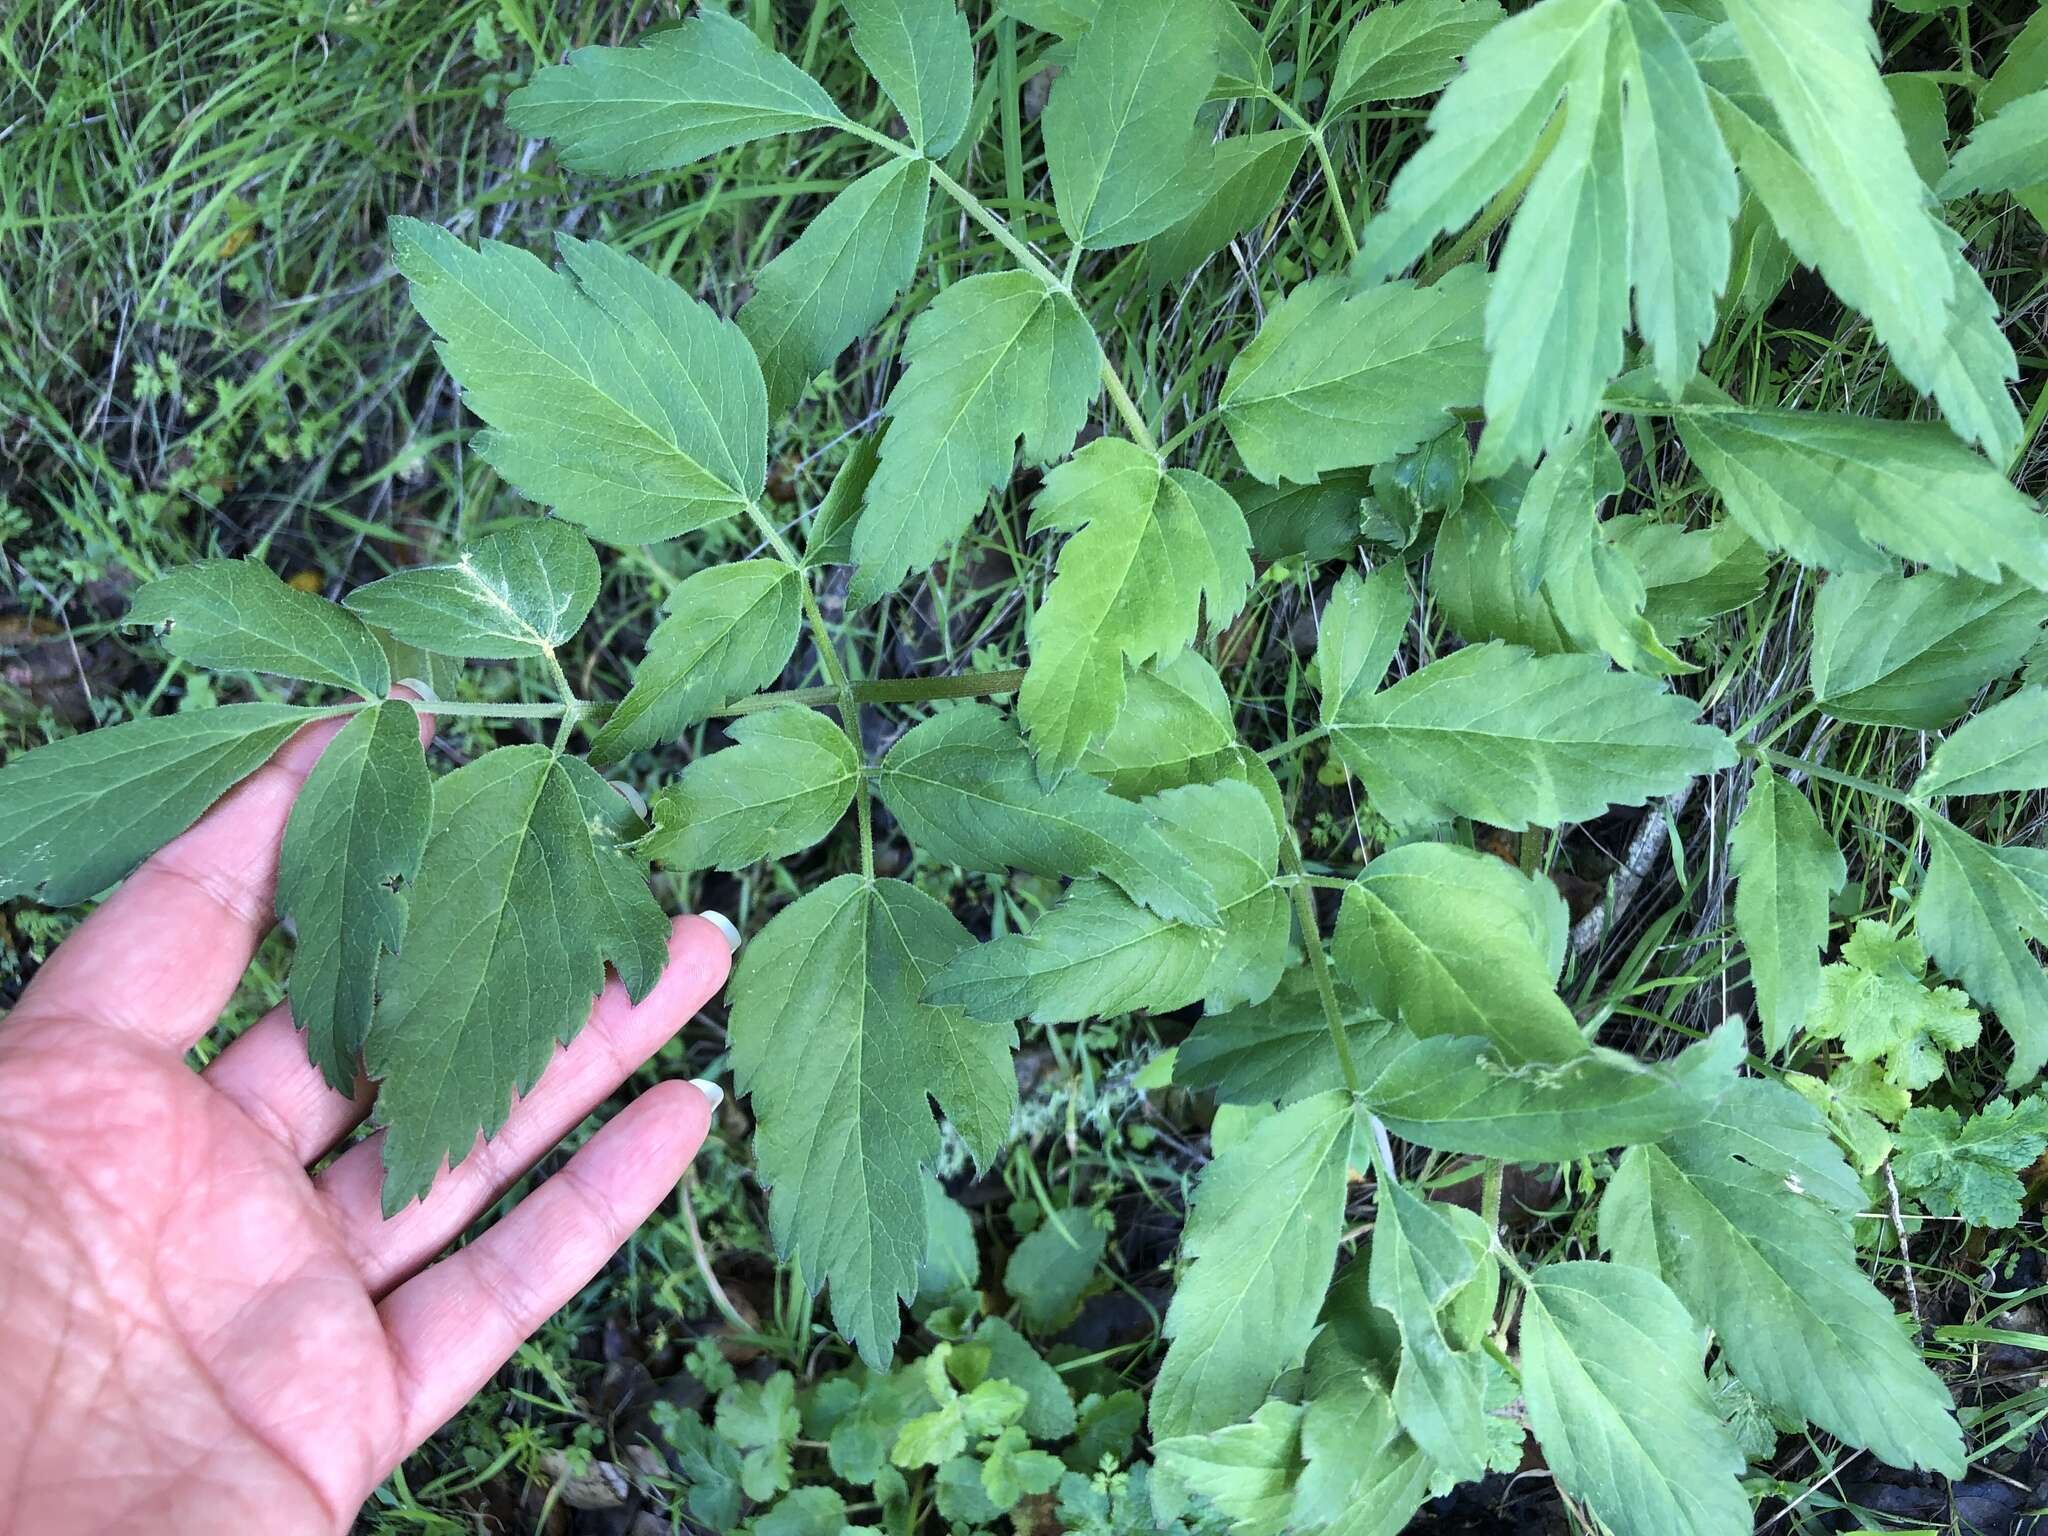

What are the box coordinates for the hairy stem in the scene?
[1416,108,1565,285]
[1277,828,1361,1096]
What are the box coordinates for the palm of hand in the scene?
[0,714,729,1535]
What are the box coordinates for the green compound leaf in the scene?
[1912,816,2048,1086]
[0,703,336,906]
[1730,770,1846,1056]
[1079,650,1241,799]
[1327,0,1504,112]
[1518,1260,1749,1536]
[1153,1401,1304,1536]
[1811,569,2048,730]
[367,745,668,1213]
[739,157,932,417]
[129,559,390,698]
[1359,0,1736,471]
[1150,1091,1355,1439]
[590,560,802,766]
[1219,267,1487,485]
[1940,88,2048,200]
[729,874,1018,1365]
[1044,0,1220,249]
[1600,1078,1965,1478]
[849,271,1100,608]
[506,11,846,176]
[1361,1018,1745,1162]
[1018,440,1252,777]
[393,221,766,545]
[924,779,1287,1023]
[845,0,974,157]
[1178,971,1391,1109]
[559,756,672,1003]
[1809,920,1980,1095]
[1617,516,1770,646]
[344,519,600,661]
[277,700,432,1091]
[1325,641,1732,833]
[1914,688,2048,799]
[1894,1092,2048,1229]
[1147,129,1310,291]
[1334,842,1587,1065]
[876,701,1218,925]
[1669,396,2048,589]
[645,707,858,873]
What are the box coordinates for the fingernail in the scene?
[698,911,742,953]
[689,1077,726,1112]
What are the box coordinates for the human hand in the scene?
[0,710,734,1535]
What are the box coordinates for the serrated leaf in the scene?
[1614,516,1770,645]
[1518,1259,1750,1536]
[730,874,1019,1364]
[1019,441,1251,775]
[1178,971,1392,1108]
[846,0,974,155]
[1812,568,2048,729]
[505,11,846,176]
[1147,129,1309,290]
[1150,1091,1355,1439]
[850,271,1100,607]
[645,706,857,872]
[804,431,883,568]
[1314,565,1409,726]
[1220,267,1488,485]
[1153,1401,1303,1536]
[718,1373,801,1502]
[1362,1018,1745,1161]
[1326,640,1732,832]
[1328,0,1505,112]
[1234,470,1374,564]
[0,703,336,906]
[1894,1093,2048,1229]
[877,701,1217,924]
[1600,1078,1964,1477]
[1044,0,1220,249]
[1913,688,2048,799]
[129,559,390,698]
[277,700,431,1090]
[1911,816,2048,1085]
[392,222,766,544]
[1731,770,1845,1055]
[924,779,1286,1023]
[589,560,801,765]
[344,519,600,660]
[1429,473,1573,652]
[1079,650,1241,798]
[1335,842,1586,1064]
[1369,1179,1494,1482]
[738,157,931,417]
[367,745,667,1212]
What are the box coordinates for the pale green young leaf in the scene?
[1912,816,2048,1084]
[1147,130,1309,290]
[1004,1209,1108,1336]
[730,874,1018,1364]
[1220,267,1487,485]
[877,701,1217,924]
[1314,565,1409,726]
[393,222,767,544]
[344,519,600,660]
[845,0,974,156]
[1518,1260,1749,1536]
[1671,399,2048,588]
[1362,1018,1745,1161]
[1019,442,1251,776]
[850,271,1100,607]
[1730,770,1845,1055]
[1153,1401,1303,1536]
[739,158,931,416]
[1600,1079,1965,1476]
[505,11,847,176]
[277,700,431,1091]
[1327,641,1733,832]
[975,1316,1078,1438]
[1078,650,1241,798]
[0,703,336,906]
[1044,0,1220,249]
[589,560,801,765]
[1334,842,1587,1064]
[1328,0,1505,112]
[924,780,1286,1023]
[1150,1091,1355,1439]
[1812,569,2048,729]
[1369,1179,1494,1482]
[1894,1093,2048,1229]
[129,559,390,698]
[644,707,858,873]
[1178,971,1392,1108]
[1913,689,2048,799]
[717,1373,801,1503]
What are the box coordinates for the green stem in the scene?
[1259,723,1329,763]
[1264,96,1358,262]
[1740,742,1916,810]
[1480,1160,1504,1238]
[1416,108,1565,285]
[539,645,580,753]
[1277,831,1361,1096]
